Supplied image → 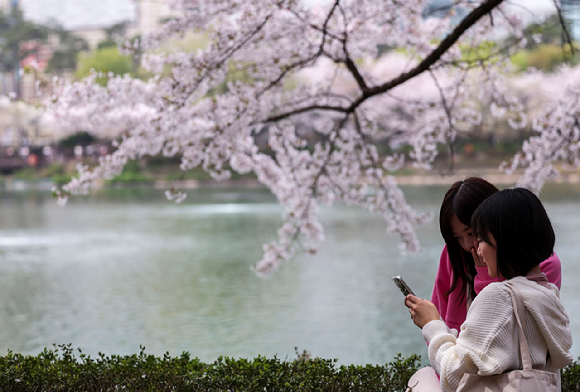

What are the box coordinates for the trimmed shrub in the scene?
[0,345,419,391]
[0,345,578,391]
[562,358,580,392]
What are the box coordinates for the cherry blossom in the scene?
[43,0,569,275]
[501,66,580,192]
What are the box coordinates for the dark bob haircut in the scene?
[439,177,499,301]
[471,188,555,280]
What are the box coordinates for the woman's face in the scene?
[476,232,498,278]
[450,214,478,253]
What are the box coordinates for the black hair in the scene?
[439,177,499,302]
[471,188,555,279]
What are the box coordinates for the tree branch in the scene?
[352,0,504,105]
[263,0,504,123]
[266,104,350,123]
[551,0,575,58]
[257,0,342,98]
[429,70,456,173]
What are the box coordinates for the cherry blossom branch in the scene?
[265,0,505,123]
[357,0,504,100]
[45,0,547,277]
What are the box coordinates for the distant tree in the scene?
[59,131,96,148]
[528,44,575,71]
[97,21,130,50]
[45,23,90,74]
[75,46,133,84]
[520,14,574,50]
[0,7,47,96]
[507,13,578,72]
[85,21,151,80]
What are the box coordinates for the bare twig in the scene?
[550,0,575,59]
[429,70,457,173]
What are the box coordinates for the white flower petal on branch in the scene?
[43,0,565,276]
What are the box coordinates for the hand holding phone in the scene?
[405,294,441,328]
[392,275,415,296]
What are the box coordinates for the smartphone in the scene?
[392,276,415,296]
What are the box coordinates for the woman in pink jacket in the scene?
[431,177,561,332]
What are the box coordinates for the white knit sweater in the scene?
[422,276,574,392]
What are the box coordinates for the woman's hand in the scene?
[404,295,440,329]
[471,241,486,267]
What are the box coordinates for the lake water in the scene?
[0,184,579,365]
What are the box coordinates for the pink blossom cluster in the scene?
[43,0,567,275]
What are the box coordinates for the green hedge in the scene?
[0,345,578,391]
[0,345,419,392]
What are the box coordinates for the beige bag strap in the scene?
[506,282,533,371]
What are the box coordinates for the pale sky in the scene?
[303,0,558,16]
[304,0,555,11]
[20,0,136,30]
[508,0,554,13]
[506,0,558,21]
[19,0,561,31]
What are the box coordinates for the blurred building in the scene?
[0,0,176,102]
[0,0,169,168]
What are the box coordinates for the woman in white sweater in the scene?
[405,188,574,392]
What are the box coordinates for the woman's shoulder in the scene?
[469,282,512,312]
[439,244,449,261]
[477,280,509,295]
[462,282,513,334]
[470,281,516,315]
[480,277,566,317]
[507,276,564,306]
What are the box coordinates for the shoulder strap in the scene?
[506,282,533,371]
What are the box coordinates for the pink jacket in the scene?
[431,244,562,331]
